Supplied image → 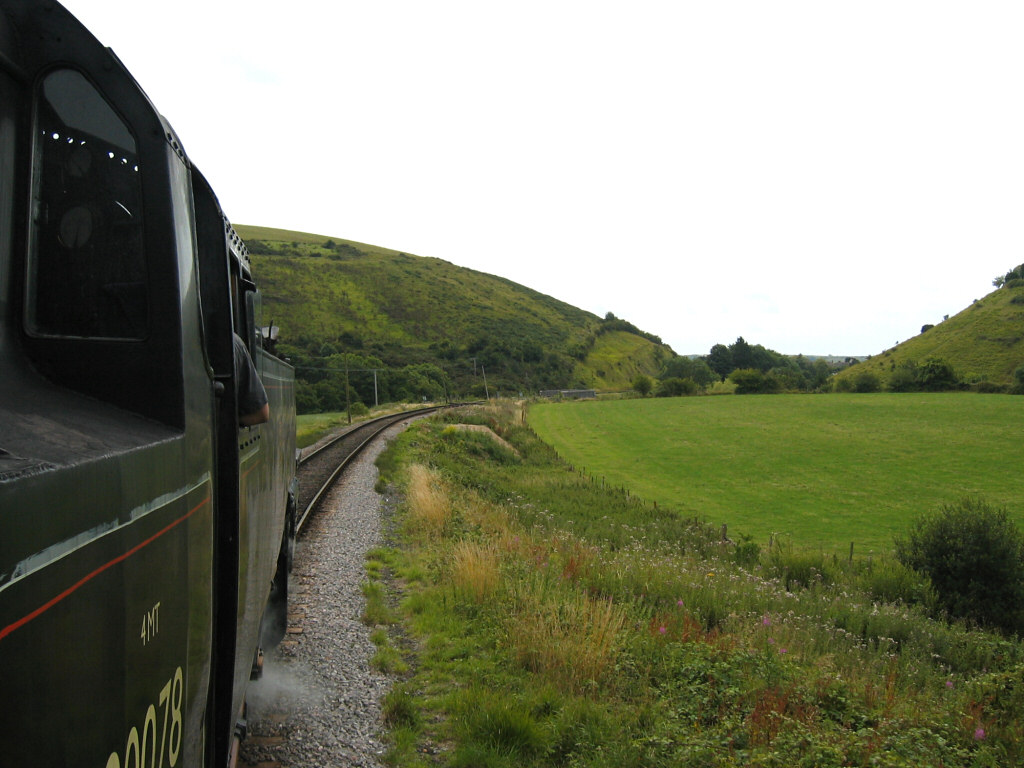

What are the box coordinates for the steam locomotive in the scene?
[0,2,297,765]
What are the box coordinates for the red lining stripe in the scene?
[0,494,210,643]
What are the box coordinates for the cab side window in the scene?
[26,69,147,339]
[0,71,15,310]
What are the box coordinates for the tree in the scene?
[915,357,958,391]
[706,344,733,378]
[661,356,715,387]
[769,365,806,391]
[730,336,754,370]
[295,379,321,414]
[633,374,654,396]
[895,498,1024,634]
[994,263,1024,288]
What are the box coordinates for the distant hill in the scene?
[235,225,673,404]
[834,282,1024,389]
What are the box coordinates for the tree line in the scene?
[633,336,851,397]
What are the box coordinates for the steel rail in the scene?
[294,405,458,535]
[298,406,441,467]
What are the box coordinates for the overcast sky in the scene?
[61,1,1024,356]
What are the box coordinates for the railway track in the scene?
[295,406,444,534]
[241,405,461,767]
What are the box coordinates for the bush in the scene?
[655,377,697,397]
[1013,365,1024,395]
[852,371,881,393]
[728,368,779,394]
[887,365,918,393]
[915,357,959,391]
[632,374,654,396]
[895,498,1024,634]
[833,377,855,393]
[972,380,1006,394]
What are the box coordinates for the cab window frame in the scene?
[25,66,148,341]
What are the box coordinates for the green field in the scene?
[529,394,1024,554]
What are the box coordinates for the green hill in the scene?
[835,282,1024,389]
[235,225,672,406]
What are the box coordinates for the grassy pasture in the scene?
[529,393,1024,554]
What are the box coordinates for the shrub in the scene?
[729,368,779,394]
[633,374,654,396]
[973,380,1006,394]
[833,377,855,393]
[1013,365,1024,395]
[895,498,1024,634]
[915,357,959,391]
[887,365,918,392]
[856,558,934,606]
[655,377,697,397]
[852,371,881,393]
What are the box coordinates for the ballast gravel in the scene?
[240,423,407,768]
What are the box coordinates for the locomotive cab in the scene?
[0,4,296,767]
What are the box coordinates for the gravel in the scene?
[240,423,406,768]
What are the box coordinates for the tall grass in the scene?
[405,463,451,537]
[508,578,627,693]
[449,540,501,604]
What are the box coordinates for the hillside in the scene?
[235,225,673,405]
[834,282,1024,389]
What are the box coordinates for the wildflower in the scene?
[762,616,771,626]
[974,728,985,740]
[677,600,684,607]
[780,648,788,654]
[945,681,954,689]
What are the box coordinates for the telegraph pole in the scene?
[345,357,351,424]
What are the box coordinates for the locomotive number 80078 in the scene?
[0,3,298,766]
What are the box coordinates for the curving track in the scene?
[239,406,462,767]
[295,407,444,534]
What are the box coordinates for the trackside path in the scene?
[239,424,406,767]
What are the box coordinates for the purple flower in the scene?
[945,681,954,689]
[974,727,985,741]
[659,626,667,635]
[780,648,787,654]
[762,616,771,626]
[677,600,685,608]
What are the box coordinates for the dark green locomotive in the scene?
[0,3,297,765]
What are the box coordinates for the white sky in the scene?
[60,1,1024,356]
